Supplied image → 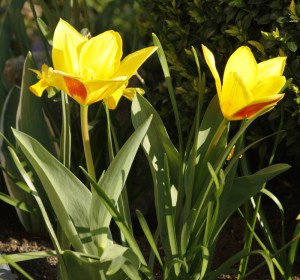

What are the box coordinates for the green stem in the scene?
[80,105,96,185]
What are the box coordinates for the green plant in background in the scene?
[137,0,300,168]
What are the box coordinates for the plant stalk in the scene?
[80,105,96,186]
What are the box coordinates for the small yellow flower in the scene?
[30,64,68,96]
[30,19,157,106]
[202,45,286,120]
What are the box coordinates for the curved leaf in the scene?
[131,93,179,261]
[89,116,152,248]
[12,129,95,254]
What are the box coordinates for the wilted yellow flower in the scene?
[30,19,157,106]
[202,45,286,120]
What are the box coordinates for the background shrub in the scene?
[136,0,300,168]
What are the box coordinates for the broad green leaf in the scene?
[100,244,140,278]
[62,246,140,280]
[8,146,61,253]
[131,93,179,261]
[12,129,95,255]
[82,169,146,266]
[192,95,228,200]
[89,116,152,248]
[131,93,179,186]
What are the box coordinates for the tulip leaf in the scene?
[135,210,163,267]
[213,163,291,238]
[8,145,61,253]
[61,246,140,280]
[131,93,180,261]
[0,250,55,265]
[0,191,40,215]
[89,115,152,248]
[82,168,146,266]
[152,33,183,154]
[12,129,96,255]
[192,95,228,198]
[131,94,180,183]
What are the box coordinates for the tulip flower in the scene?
[30,19,157,106]
[202,45,286,120]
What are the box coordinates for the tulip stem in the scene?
[80,105,96,187]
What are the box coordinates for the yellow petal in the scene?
[112,46,158,80]
[201,45,222,96]
[224,46,257,90]
[80,31,123,80]
[105,88,123,110]
[221,71,253,119]
[257,57,286,81]
[45,68,69,93]
[85,79,127,105]
[29,79,50,97]
[252,76,286,98]
[123,87,145,101]
[52,19,85,74]
[104,87,144,109]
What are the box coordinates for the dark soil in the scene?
[0,201,57,279]
[0,169,300,280]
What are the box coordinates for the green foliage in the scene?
[137,0,300,165]
[6,116,152,279]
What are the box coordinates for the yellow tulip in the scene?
[30,19,157,106]
[202,45,286,120]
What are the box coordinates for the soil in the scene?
[0,201,57,279]
[0,169,300,280]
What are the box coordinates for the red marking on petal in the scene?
[232,98,281,120]
[64,76,87,102]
